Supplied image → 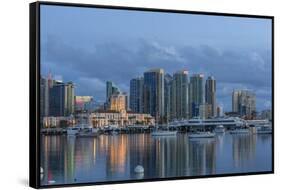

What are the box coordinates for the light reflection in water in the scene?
[40,133,272,185]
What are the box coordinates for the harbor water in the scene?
[40,133,272,185]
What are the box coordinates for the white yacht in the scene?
[188,131,215,138]
[214,125,225,133]
[255,125,272,134]
[66,127,80,136]
[110,130,119,135]
[230,128,249,134]
[76,127,99,137]
[151,119,177,136]
[151,130,177,136]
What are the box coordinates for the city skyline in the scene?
[40,5,272,111]
[41,68,259,119]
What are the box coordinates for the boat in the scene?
[188,131,215,138]
[76,127,99,137]
[214,125,225,133]
[230,128,249,134]
[66,127,80,136]
[110,130,119,135]
[151,116,177,136]
[151,130,177,136]
[255,125,272,134]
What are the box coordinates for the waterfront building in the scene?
[232,90,256,118]
[171,70,189,120]
[205,76,216,117]
[90,110,154,127]
[143,69,165,122]
[42,116,75,128]
[49,81,75,117]
[189,74,204,118]
[129,77,144,113]
[75,96,93,112]
[109,92,126,112]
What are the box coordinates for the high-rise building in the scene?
[205,76,216,118]
[164,74,173,121]
[239,90,256,118]
[232,90,256,118]
[122,92,129,111]
[170,70,189,120]
[40,73,55,118]
[189,74,204,118]
[109,93,126,112]
[40,76,49,117]
[217,105,224,117]
[143,69,165,122]
[199,103,212,119]
[106,81,121,110]
[232,90,240,113]
[129,77,144,113]
[49,81,66,117]
[106,81,120,103]
[49,81,75,117]
[65,82,75,116]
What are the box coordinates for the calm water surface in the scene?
[40,133,272,185]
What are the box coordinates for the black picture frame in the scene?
[29,1,274,189]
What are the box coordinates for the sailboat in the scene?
[188,131,215,138]
[76,113,99,138]
[151,113,177,137]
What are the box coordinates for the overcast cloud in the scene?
[40,5,272,111]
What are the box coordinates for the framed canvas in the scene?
[29,1,274,188]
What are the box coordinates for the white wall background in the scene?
[0,0,279,189]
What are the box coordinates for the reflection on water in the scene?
[40,133,272,185]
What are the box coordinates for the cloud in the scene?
[41,36,272,110]
[76,77,106,101]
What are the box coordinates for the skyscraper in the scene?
[129,77,144,113]
[109,93,126,112]
[232,90,240,113]
[40,76,49,117]
[164,74,173,121]
[106,81,120,103]
[49,81,75,117]
[143,69,165,122]
[171,70,189,120]
[232,90,256,118]
[189,74,204,118]
[239,90,256,118]
[40,73,55,117]
[65,82,75,116]
[106,81,120,109]
[205,76,216,118]
[49,81,66,117]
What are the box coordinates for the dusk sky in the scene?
[40,5,272,111]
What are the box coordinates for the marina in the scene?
[41,117,272,136]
